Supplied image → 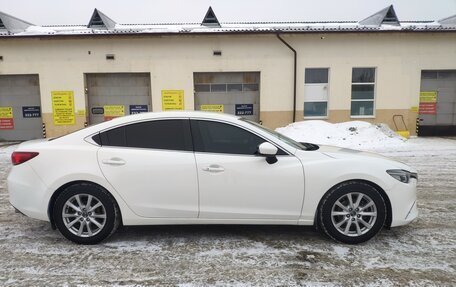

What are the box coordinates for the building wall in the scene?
[0,32,455,137]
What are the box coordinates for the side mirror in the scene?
[258,142,278,164]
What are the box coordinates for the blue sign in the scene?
[129,105,148,115]
[235,104,254,116]
[22,106,41,118]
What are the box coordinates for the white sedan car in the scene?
[8,112,417,244]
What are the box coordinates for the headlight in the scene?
[386,169,418,183]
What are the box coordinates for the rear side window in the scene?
[191,120,285,155]
[99,119,192,151]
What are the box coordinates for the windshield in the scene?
[241,119,308,150]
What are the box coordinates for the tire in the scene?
[317,181,386,244]
[53,183,120,244]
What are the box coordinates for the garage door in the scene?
[86,73,151,125]
[194,72,260,122]
[0,75,42,141]
[419,70,456,136]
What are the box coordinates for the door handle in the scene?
[203,165,225,173]
[102,158,126,166]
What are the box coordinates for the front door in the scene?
[191,119,305,220]
[97,119,198,218]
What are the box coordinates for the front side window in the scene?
[304,68,329,118]
[351,68,376,116]
[99,119,192,151]
[191,120,283,155]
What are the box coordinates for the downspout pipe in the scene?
[276,33,297,122]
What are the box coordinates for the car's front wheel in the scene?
[318,181,387,244]
[53,183,120,244]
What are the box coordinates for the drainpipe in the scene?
[276,33,297,122]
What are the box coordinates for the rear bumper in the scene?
[7,163,50,222]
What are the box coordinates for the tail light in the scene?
[11,152,39,165]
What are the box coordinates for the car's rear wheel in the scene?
[53,183,120,244]
[318,181,386,244]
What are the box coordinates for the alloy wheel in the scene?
[62,194,107,238]
[330,192,378,237]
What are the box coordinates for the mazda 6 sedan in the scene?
[8,111,418,244]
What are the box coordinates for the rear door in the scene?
[191,119,305,220]
[97,119,198,218]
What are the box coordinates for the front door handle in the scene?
[203,165,225,173]
[102,158,126,166]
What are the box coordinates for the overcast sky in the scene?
[0,0,455,25]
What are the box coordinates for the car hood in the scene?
[314,145,415,172]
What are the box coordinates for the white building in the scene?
[0,5,455,140]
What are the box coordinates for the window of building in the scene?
[351,68,376,117]
[304,68,329,118]
[99,119,193,151]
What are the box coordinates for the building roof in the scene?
[0,5,455,38]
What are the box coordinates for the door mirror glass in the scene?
[258,142,278,156]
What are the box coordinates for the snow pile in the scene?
[276,120,407,151]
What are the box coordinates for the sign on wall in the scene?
[129,105,148,115]
[419,91,437,115]
[162,90,184,111]
[235,104,254,116]
[0,107,14,130]
[22,106,41,118]
[51,91,75,125]
[104,105,125,121]
[201,104,224,113]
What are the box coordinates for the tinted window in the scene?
[305,68,329,84]
[92,133,102,145]
[101,126,126,147]
[100,119,192,151]
[352,68,375,83]
[304,102,328,117]
[191,120,278,155]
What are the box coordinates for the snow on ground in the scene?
[0,128,456,286]
[276,120,407,151]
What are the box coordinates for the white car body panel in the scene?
[98,147,199,218]
[7,111,418,229]
[195,153,304,220]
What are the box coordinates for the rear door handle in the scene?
[203,165,225,173]
[102,158,126,166]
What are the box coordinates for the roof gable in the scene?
[0,11,33,33]
[87,8,116,29]
[359,5,400,26]
[202,6,220,27]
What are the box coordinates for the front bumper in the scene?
[388,178,418,227]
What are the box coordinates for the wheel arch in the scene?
[314,179,392,229]
[47,180,123,230]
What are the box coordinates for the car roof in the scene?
[121,111,241,121]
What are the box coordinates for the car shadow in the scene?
[111,224,321,243]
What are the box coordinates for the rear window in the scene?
[98,119,192,151]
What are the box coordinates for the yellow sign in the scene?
[420,91,437,103]
[201,104,224,113]
[410,106,419,112]
[104,105,125,117]
[162,90,184,111]
[0,107,13,118]
[52,91,75,125]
